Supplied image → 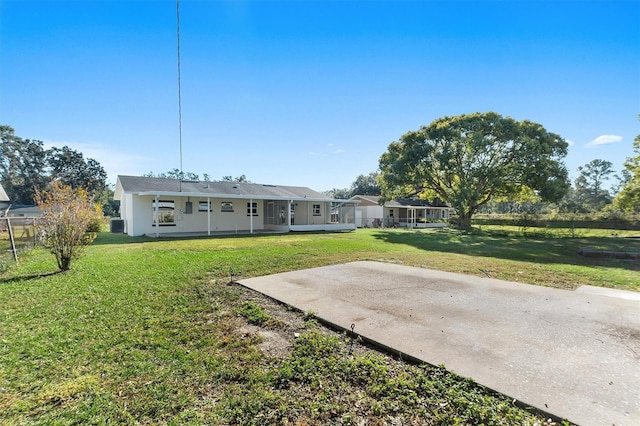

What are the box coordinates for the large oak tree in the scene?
[0,125,108,205]
[378,112,570,228]
[0,125,49,205]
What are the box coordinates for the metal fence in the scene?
[0,217,40,266]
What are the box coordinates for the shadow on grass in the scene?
[371,228,640,271]
[91,230,303,246]
[0,270,63,284]
[91,233,154,246]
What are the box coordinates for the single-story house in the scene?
[114,175,358,237]
[350,195,453,228]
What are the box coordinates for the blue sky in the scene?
[1,0,638,192]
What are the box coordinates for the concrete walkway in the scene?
[239,261,640,426]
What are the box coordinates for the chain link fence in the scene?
[0,217,40,269]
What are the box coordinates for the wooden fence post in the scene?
[6,216,18,262]
[3,206,19,263]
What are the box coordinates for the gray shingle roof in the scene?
[351,195,382,205]
[116,175,335,201]
[351,194,449,208]
[384,198,448,208]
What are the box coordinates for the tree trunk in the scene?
[454,211,473,229]
[57,254,72,271]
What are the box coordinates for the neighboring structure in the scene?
[0,184,42,237]
[350,195,452,228]
[5,205,43,218]
[0,183,9,212]
[114,175,358,237]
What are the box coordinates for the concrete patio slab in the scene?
[239,261,640,426]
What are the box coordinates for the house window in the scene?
[198,201,212,212]
[247,202,258,216]
[152,199,175,226]
[221,202,234,212]
[312,204,321,216]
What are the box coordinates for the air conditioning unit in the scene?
[110,219,125,233]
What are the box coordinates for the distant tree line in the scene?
[323,172,381,199]
[334,113,638,224]
[4,111,637,225]
[143,170,250,183]
[0,125,116,215]
[477,128,639,216]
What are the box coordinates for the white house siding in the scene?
[290,201,327,226]
[356,205,383,227]
[126,195,266,236]
[122,193,136,236]
[206,198,265,233]
[115,176,357,237]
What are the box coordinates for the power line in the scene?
[176,0,183,178]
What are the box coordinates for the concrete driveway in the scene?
[239,261,640,426]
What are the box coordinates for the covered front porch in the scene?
[263,199,357,233]
[383,206,451,228]
[143,195,357,237]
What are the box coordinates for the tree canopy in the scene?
[378,112,570,228]
[0,125,108,205]
[143,171,250,183]
[574,159,614,211]
[350,172,381,197]
[0,125,49,205]
[614,124,640,212]
[324,172,381,200]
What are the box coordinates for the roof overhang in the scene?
[134,191,358,204]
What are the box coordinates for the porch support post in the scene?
[154,194,159,238]
[351,203,355,225]
[207,197,211,236]
[287,200,292,230]
[250,198,254,234]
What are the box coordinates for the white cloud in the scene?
[587,134,623,147]
[566,139,575,146]
[309,147,346,156]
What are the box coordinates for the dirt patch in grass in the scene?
[220,281,562,425]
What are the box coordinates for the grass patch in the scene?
[235,301,277,327]
[1,227,635,424]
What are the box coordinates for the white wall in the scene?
[291,201,327,226]
[125,195,265,236]
[355,205,383,227]
[122,193,136,236]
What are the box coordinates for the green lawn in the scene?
[1,228,637,424]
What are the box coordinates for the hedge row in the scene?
[471,218,640,231]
